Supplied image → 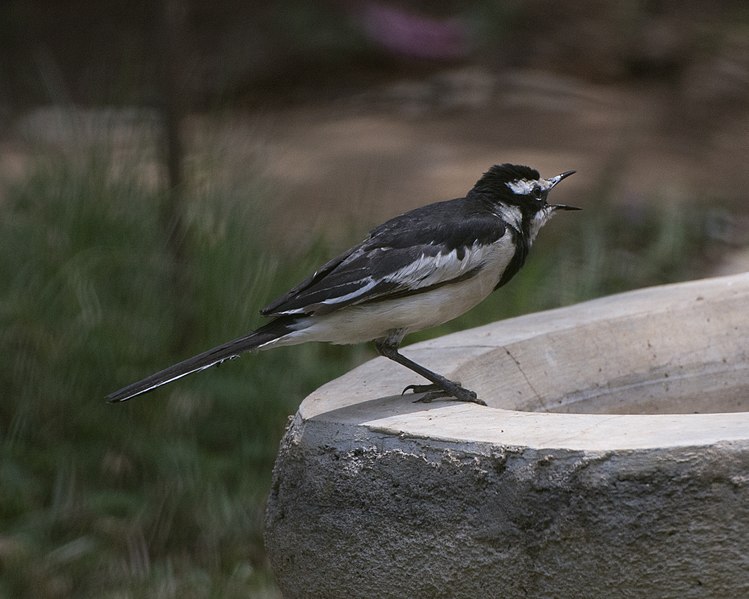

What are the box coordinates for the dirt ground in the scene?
[5,67,749,260]
[218,70,749,239]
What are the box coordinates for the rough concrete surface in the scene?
[265,274,749,599]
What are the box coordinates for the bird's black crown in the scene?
[469,164,540,198]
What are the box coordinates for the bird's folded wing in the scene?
[261,212,506,316]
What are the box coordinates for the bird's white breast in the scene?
[276,234,518,346]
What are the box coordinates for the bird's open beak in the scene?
[548,170,580,210]
[548,170,576,188]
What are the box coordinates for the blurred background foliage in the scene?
[1,0,748,597]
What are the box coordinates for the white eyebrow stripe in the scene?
[506,179,535,194]
[506,178,552,195]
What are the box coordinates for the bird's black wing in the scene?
[261,198,506,317]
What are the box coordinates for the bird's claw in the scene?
[402,382,486,406]
[402,383,439,395]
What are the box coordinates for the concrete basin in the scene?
[265,274,749,598]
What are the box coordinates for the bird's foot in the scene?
[402,382,486,406]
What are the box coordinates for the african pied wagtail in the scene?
[107,164,578,405]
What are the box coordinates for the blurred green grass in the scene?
[0,145,721,597]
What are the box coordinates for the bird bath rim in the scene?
[298,273,749,451]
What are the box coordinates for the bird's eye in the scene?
[532,187,544,200]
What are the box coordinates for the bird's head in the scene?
[470,163,579,241]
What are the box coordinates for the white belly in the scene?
[269,240,515,347]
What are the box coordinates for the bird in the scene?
[107,163,578,405]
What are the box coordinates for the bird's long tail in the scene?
[106,316,300,403]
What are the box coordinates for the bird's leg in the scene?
[374,339,486,406]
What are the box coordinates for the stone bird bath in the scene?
[265,273,749,598]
